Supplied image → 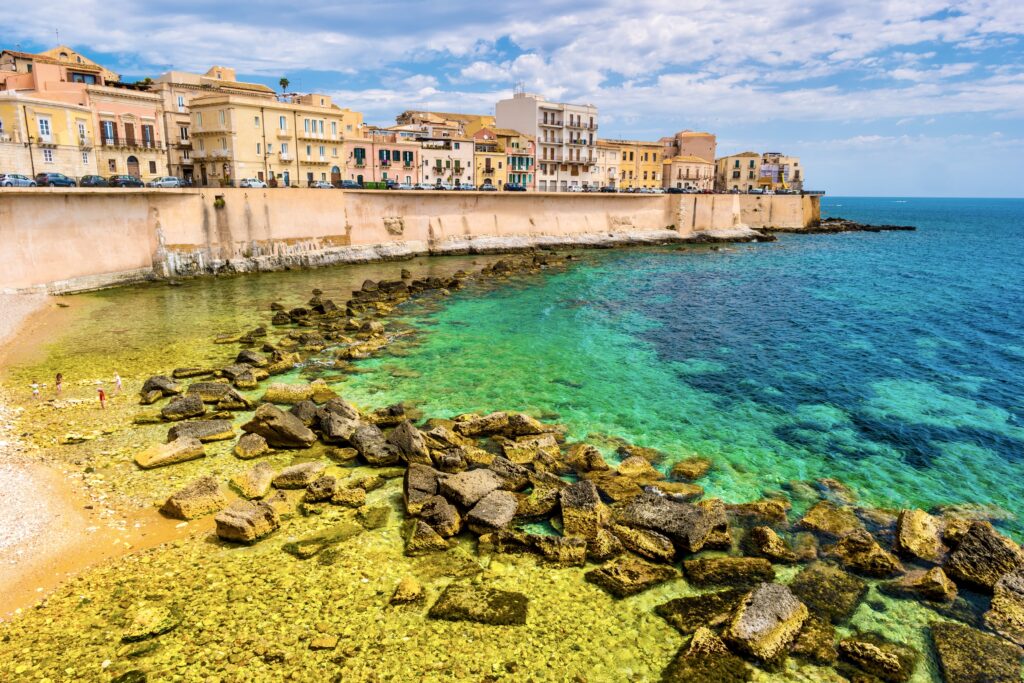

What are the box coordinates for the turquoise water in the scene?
[337,198,1024,533]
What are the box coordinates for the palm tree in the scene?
[279,77,290,93]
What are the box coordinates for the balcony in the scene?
[279,152,293,161]
[100,137,163,150]
[191,126,231,136]
[78,136,92,149]
[305,156,329,164]
[210,149,231,159]
[538,120,563,127]
[297,131,328,141]
[276,130,292,139]
[353,160,366,168]
[192,149,207,159]
[176,139,192,148]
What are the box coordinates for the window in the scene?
[629,152,634,161]
[82,151,89,165]
[182,150,190,160]
[622,151,627,161]
[199,139,205,151]
[219,110,226,126]
[319,145,325,158]
[149,161,157,173]
[38,116,52,140]
[254,116,260,128]
[108,159,116,171]
[331,121,337,137]
[267,143,273,153]
[279,116,287,130]
[318,120,324,134]
[733,160,739,168]
[304,119,310,133]
[177,95,185,111]
[281,143,288,154]
[256,143,261,155]
[142,125,154,147]
[179,126,189,141]
[42,149,54,163]
[332,147,338,157]
[454,142,460,150]
[306,144,312,157]
[221,137,227,150]
[77,121,87,141]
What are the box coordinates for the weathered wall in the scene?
[0,188,819,293]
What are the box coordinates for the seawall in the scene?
[0,189,820,293]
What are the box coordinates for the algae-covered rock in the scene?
[467,489,518,534]
[453,412,510,437]
[671,457,712,481]
[440,468,502,507]
[420,495,462,537]
[827,528,904,577]
[159,393,206,421]
[683,557,775,587]
[985,567,1024,647]
[215,500,280,543]
[428,583,528,625]
[746,526,798,563]
[160,476,228,520]
[331,486,366,508]
[281,519,362,557]
[405,519,451,556]
[272,461,325,489]
[167,419,235,443]
[610,524,675,563]
[789,562,867,624]
[895,508,945,563]
[726,499,789,526]
[387,420,430,464]
[944,521,1024,592]
[135,436,204,469]
[584,555,678,598]
[140,375,182,401]
[616,443,666,463]
[304,475,339,502]
[880,567,957,604]
[403,463,439,515]
[350,423,400,466]
[837,635,918,683]
[186,381,242,404]
[617,455,662,480]
[122,604,181,642]
[230,461,275,500]
[723,582,808,662]
[560,479,609,540]
[488,456,531,492]
[242,404,317,449]
[233,432,269,459]
[791,614,838,665]
[615,490,727,553]
[503,412,549,437]
[655,588,748,635]
[260,382,315,404]
[390,576,424,605]
[660,627,752,682]
[564,443,610,472]
[797,500,863,538]
[931,621,1023,683]
[357,505,390,530]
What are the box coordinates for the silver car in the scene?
[239,178,268,188]
[0,173,36,187]
[147,176,183,188]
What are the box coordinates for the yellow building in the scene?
[189,92,362,187]
[595,141,620,189]
[472,127,507,188]
[716,152,761,192]
[662,155,714,191]
[494,128,535,190]
[0,91,97,179]
[603,139,662,189]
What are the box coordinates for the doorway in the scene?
[331,166,341,185]
[127,155,140,178]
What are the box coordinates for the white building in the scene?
[495,92,598,191]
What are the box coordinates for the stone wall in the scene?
[0,188,819,293]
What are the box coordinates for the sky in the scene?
[3,1,1023,197]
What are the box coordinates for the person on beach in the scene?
[114,372,122,394]
[55,373,63,395]
[97,387,106,409]
[31,380,40,400]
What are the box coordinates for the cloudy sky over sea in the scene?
[3,1,1022,196]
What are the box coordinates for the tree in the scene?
[279,77,290,93]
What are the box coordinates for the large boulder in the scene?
[167,419,235,443]
[160,476,228,520]
[564,443,610,472]
[242,404,317,449]
[660,627,752,683]
[272,461,325,489]
[233,433,270,459]
[235,349,268,367]
[419,496,462,537]
[403,463,439,515]
[427,583,528,625]
[439,469,502,507]
[289,400,320,426]
[230,461,275,499]
[931,621,1023,683]
[789,562,867,624]
[350,423,400,465]
[655,588,748,635]
[404,519,451,556]
[186,381,248,406]
[723,583,808,662]
[985,567,1024,647]
[615,490,727,553]
[160,394,206,421]
[683,557,775,587]
[214,500,279,543]
[584,556,678,598]
[135,437,204,469]
[560,480,609,540]
[895,508,945,562]
[319,411,362,445]
[140,375,182,403]
[452,412,509,437]
[387,420,430,464]
[746,526,798,563]
[503,412,548,437]
[827,529,903,577]
[880,567,957,603]
[489,456,531,492]
[944,521,1024,592]
[797,500,863,538]
[467,490,518,534]
[837,635,918,683]
[260,382,315,404]
[610,524,676,563]
[670,457,712,481]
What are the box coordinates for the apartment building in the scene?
[715,152,761,192]
[472,127,507,188]
[347,128,421,185]
[495,128,535,189]
[188,92,362,187]
[663,155,714,191]
[418,136,474,187]
[149,66,276,182]
[715,151,804,192]
[605,139,662,190]
[495,92,598,191]
[595,141,620,189]
[758,152,804,191]
[660,130,716,163]
[394,110,494,138]
[0,91,96,178]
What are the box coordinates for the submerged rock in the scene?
[160,476,228,520]
[683,557,775,587]
[427,583,528,625]
[610,524,675,563]
[390,576,424,605]
[985,567,1024,647]
[895,508,945,563]
[584,555,678,598]
[122,604,181,643]
[405,519,451,556]
[827,528,903,577]
[660,627,752,683]
[167,419,235,443]
[723,583,808,662]
[655,588,748,635]
[159,394,206,421]
[242,404,317,449]
[233,432,270,459]
[215,500,280,543]
[230,461,275,500]
[931,621,1023,683]
[944,521,1024,592]
[746,526,798,563]
[880,567,958,604]
[789,562,867,624]
[837,635,918,683]
[797,500,863,538]
[670,457,712,481]
[135,437,204,469]
[791,614,838,665]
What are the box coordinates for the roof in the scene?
[669,155,713,164]
[215,80,275,94]
[678,131,713,137]
[719,151,760,159]
[600,138,661,147]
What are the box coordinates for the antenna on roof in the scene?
[55,28,59,44]
[514,80,525,96]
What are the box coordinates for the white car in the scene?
[413,183,433,190]
[147,176,183,188]
[434,183,454,191]
[239,178,268,188]
[650,187,666,194]
[394,183,414,190]
[309,181,333,189]
[0,173,36,187]
[566,185,584,193]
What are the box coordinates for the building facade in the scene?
[757,152,803,191]
[605,139,662,190]
[662,155,714,191]
[595,142,619,189]
[418,136,474,187]
[715,151,804,192]
[394,110,494,139]
[716,152,761,192]
[472,127,507,188]
[0,91,96,178]
[346,129,421,186]
[495,92,598,191]
[660,130,716,163]
[495,128,535,189]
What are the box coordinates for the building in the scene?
[418,136,474,187]
[604,139,662,190]
[495,92,598,191]
[715,151,804,192]
[472,127,507,188]
[495,128,535,190]
[662,155,714,191]
[149,66,276,183]
[757,152,803,192]
[0,91,96,178]
[715,152,761,192]
[188,92,362,187]
[595,141,620,189]
[394,110,494,138]
[347,128,422,186]
[660,130,716,163]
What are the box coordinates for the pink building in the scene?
[342,130,421,186]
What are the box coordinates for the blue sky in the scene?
[3,1,1022,196]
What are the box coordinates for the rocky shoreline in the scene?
[88,249,1023,682]
[770,216,918,235]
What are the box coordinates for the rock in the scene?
[319,411,362,445]
[649,481,704,500]
[791,614,838,665]
[660,627,752,683]
[260,383,315,404]
[615,490,727,553]
[122,604,181,642]
[172,367,213,379]
[405,519,451,555]
[453,412,509,437]
[187,381,238,403]
[350,423,400,465]
[387,420,430,464]
[230,461,275,499]
[420,496,462,537]
[135,437,204,469]
[308,379,337,403]
[304,475,338,502]
[617,455,663,479]
[797,500,863,538]
[428,583,528,625]
[610,524,676,563]
[331,487,366,508]
[895,508,945,563]
[837,635,918,683]
[309,635,338,650]
[789,562,867,624]
[880,567,958,603]
[159,394,206,421]
[564,443,610,472]
[403,463,439,515]
[655,588,748,635]
[232,369,259,390]
[944,521,1024,592]
[282,519,363,558]
[584,556,678,598]
[390,576,424,605]
[746,526,798,563]
[235,349,268,367]
[242,404,317,449]
[167,419,235,443]
[985,567,1024,647]
[140,375,182,400]
[350,473,384,492]
[560,480,610,540]
[272,461,326,489]
[467,490,518,534]
[289,400,320,426]
[488,456,531,491]
[683,557,776,587]
[503,412,548,436]
[587,527,625,561]
[529,535,588,566]
[357,505,390,530]
[589,473,644,502]
[723,583,808,662]
[828,529,904,577]
[617,443,667,463]
[160,476,228,520]
[726,499,790,526]
[215,500,280,543]
[931,621,1023,683]
[233,433,270,459]
[439,468,502,507]
[671,457,712,481]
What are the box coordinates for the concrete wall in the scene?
[0,188,819,293]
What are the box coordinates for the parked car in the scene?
[0,173,36,187]
[566,185,584,193]
[108,175,144,188]
[650,187,666,194]
[503,183,527,192]
[35,172,76,187]
[457,183,477,191]
[79,175,108,187]
[237,178,268,188]
[666,187,685,194]
[599,186,617,193]
[308,180,333,189]
[412,182,432,190]
[434,183,454,191]
[394,183,414,190]
[147,176,183,188]
[480,184,498,191]
[338,180,361,190]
